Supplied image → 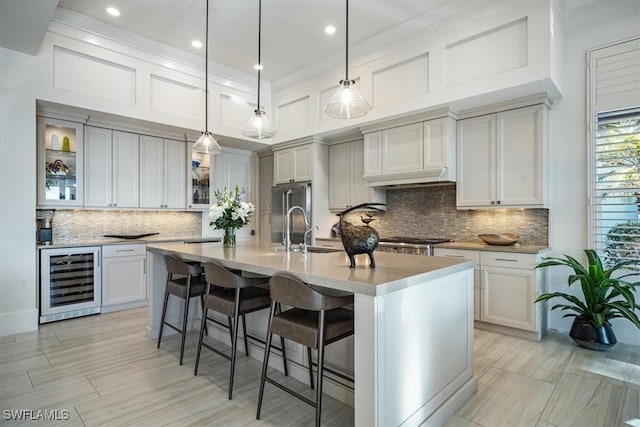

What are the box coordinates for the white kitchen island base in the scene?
[146,242,476,426]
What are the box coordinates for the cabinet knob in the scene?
[496,200,501,205]
[160,204,164,208]
[491,201,495,205]
[113,203,117,207]
[188,205,192,208]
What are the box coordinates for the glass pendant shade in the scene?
[193,131,222,154]
[324,79,371,119]
[241,109,276,139]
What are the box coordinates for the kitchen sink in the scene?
[305,246,343,253]
[272,246,342,254]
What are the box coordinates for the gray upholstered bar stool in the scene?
[257,272,354,427]
[157,254,208,365]
[194,261,289,400]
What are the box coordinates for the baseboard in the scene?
[101,300,147,314]
[0,308,38,336]
[474,321,542,341]
[422,377,478,426]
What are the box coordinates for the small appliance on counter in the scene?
[36,213,54,244]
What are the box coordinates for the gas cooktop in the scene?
[379,237,451,245]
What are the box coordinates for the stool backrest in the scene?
[269,272,353,311]
[165,254,202,276]
[203,261,245,289]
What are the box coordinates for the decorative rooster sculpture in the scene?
[337,203,386,268]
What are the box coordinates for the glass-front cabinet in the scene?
[37,117,84,207]
[187,142,213,210]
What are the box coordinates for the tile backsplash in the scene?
[342,184,548,246]
[39,209,202,241]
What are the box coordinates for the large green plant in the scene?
[535,250,640,329]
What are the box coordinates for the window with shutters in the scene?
[588,38,640,266]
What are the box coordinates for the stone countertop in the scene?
[435,241,550,254]
[37,235,221,250]
[146,241,475,297]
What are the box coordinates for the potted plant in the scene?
[534,249,640,350]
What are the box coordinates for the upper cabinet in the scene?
[273,144,312,184]
[139,136,186,209]
[329,139,386,211]
[84,127,139,208]
[457,105,547,209]
[362,116,456,186]
[187,142,213,210]
[37,117,84,208]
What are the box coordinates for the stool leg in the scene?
[194,304,208,375]
[276,304,289,377]
[227,316,234,343]
[307,347,314,389]
[228,288,242,400]
[315,310,326,427]
[242,314,249,356]
[201,294,209,336]
[157,275,171,349]
[257,301,277,420]
[179,284,191,365]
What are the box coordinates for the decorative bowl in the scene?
[192,159,201,167]
[478,233,520,246]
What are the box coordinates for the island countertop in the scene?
[146,241,475,297]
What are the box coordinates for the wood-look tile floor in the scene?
[0,308,637,427]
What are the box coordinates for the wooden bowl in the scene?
[478,233,520,246]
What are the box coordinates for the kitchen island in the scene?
[146,242,476,426]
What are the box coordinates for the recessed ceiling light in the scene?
[106,7,120,17]
[254,64,263,71]
[324,25,336,35]
[191,40,203,48]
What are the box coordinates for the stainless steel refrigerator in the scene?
[271,182,312,245]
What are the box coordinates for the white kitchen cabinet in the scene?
[457,105,547,208]
[434,247,545,339]
[187,142,213,210]
[273,144,312,184]
[329,140,386,211]
[139,136,185,209]
[363,116,456,186]
[37,117,84,207]
[101,244,146,312]
[84,127,139,208]
[213,149,254,241]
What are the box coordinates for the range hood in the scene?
[364,167,455,187]
[360,109,457,188]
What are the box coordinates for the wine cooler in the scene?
[40,246,101,323]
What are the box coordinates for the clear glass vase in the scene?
[223,227,236,248]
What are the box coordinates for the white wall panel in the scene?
[445,18,528,87]
[277,96,310,133]
[150,74,202,119]
[372,53,428,107]
[53,46,136,104]
[219,93,255,130]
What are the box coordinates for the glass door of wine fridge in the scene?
[40,246,101,323]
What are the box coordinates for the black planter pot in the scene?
[569,317,617,351]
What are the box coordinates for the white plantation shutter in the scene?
[589,38,640,265]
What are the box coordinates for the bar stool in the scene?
[157,254,208,365]
[257,272,354,427]
[194,261,289,400]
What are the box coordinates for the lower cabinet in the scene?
[102,244,147,312]
[434,247,546,339]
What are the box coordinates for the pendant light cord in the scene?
[345,0,349,82]
[257,0,262,112]
[205,0,209,132]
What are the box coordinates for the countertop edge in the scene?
[37,236,221,250]
[434,242,550,254]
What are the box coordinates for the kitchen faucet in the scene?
[284,205,309,252]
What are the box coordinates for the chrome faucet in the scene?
[301,226,319,254]
[284,205,309,252]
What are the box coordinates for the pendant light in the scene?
[324,0,371,119]
[193,0,222,154]
[241,0,276,139]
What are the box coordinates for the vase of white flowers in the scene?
[208,186,255,248]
